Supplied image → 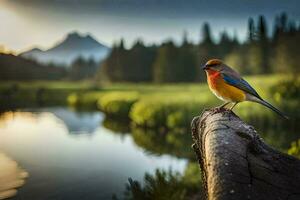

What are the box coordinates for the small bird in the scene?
[203,59,288,119]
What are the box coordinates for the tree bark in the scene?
[191,108,300,200]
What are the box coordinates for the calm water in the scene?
[0,107,188,200]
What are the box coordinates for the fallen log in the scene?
[191,108,300,200]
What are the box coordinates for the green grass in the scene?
[0,74,298,128]
[67,91,105,109]
[0,80,99,90]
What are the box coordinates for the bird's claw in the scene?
[211,106,228,114]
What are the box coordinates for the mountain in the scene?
[20,32,110,66]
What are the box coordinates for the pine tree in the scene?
[153,41,177,83]
[257,15,270,73]
[248,18,255,42]
[202,23,213,45]
[258,15,267,42]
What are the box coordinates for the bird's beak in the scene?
[202,65,208,70]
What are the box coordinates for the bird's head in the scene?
[203,59,223,72]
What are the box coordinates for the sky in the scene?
[0,0,299,53]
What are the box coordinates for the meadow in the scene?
[1,74,299,149]
[1,74,298,131]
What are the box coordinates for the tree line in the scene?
[99,13,300,83]
[1,13,299,82]
[0,53,99,81]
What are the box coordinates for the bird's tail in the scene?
[256,99,289,119]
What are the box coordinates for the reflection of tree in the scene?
[131,127,194,159]
[235,92,300,151]
[102,116,130,134]
[237,115,299,151]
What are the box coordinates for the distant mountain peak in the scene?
[67,31,81,37]
[85,34,97,41]
[30,47,43,52]
[65,32,97,42]
[52,31,108,51]
[20,31,111,66]
[65,32,84,41]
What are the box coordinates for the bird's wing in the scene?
[221,73,262,99]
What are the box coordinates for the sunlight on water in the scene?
[0,153,28,200]
[0,108,188,199]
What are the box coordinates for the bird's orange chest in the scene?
[206,69,222,89]
[205,69,246,102]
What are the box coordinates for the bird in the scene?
[203,59,288,119]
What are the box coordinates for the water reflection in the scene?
[0,108,187,200]
[102,117,299,160]
[131,127,194,159]
[0,153,28,200]
[0,107,298,199]
[101,117,194,159]
[242,114,299,150]
[102,116,130,134]
[25,107,102,135]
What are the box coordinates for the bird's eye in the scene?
[206,63,218,67]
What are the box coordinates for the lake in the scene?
[0,107,188,200]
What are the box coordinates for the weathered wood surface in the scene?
[191,108,300,200]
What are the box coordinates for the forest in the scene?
[99,13,300,83]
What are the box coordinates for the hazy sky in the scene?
[0,0,299,52]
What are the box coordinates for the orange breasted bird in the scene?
[203,59,288,119]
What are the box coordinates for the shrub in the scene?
[130,99,167,128]
[288,139,300,159]
[181,162,202,194]
[130,96,213,129]
[67,91,104,109]
[271,76,300,102]
[98,92,139,118]
[123,169,186,200]
[122,164,203,200]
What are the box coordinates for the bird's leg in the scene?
[228,102,238,121]
[219,102,230,109]
[229,102,238,110]
[213,102,230,113]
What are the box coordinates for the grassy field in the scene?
[0,74,299,131]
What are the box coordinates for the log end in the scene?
[191,108,300,200]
